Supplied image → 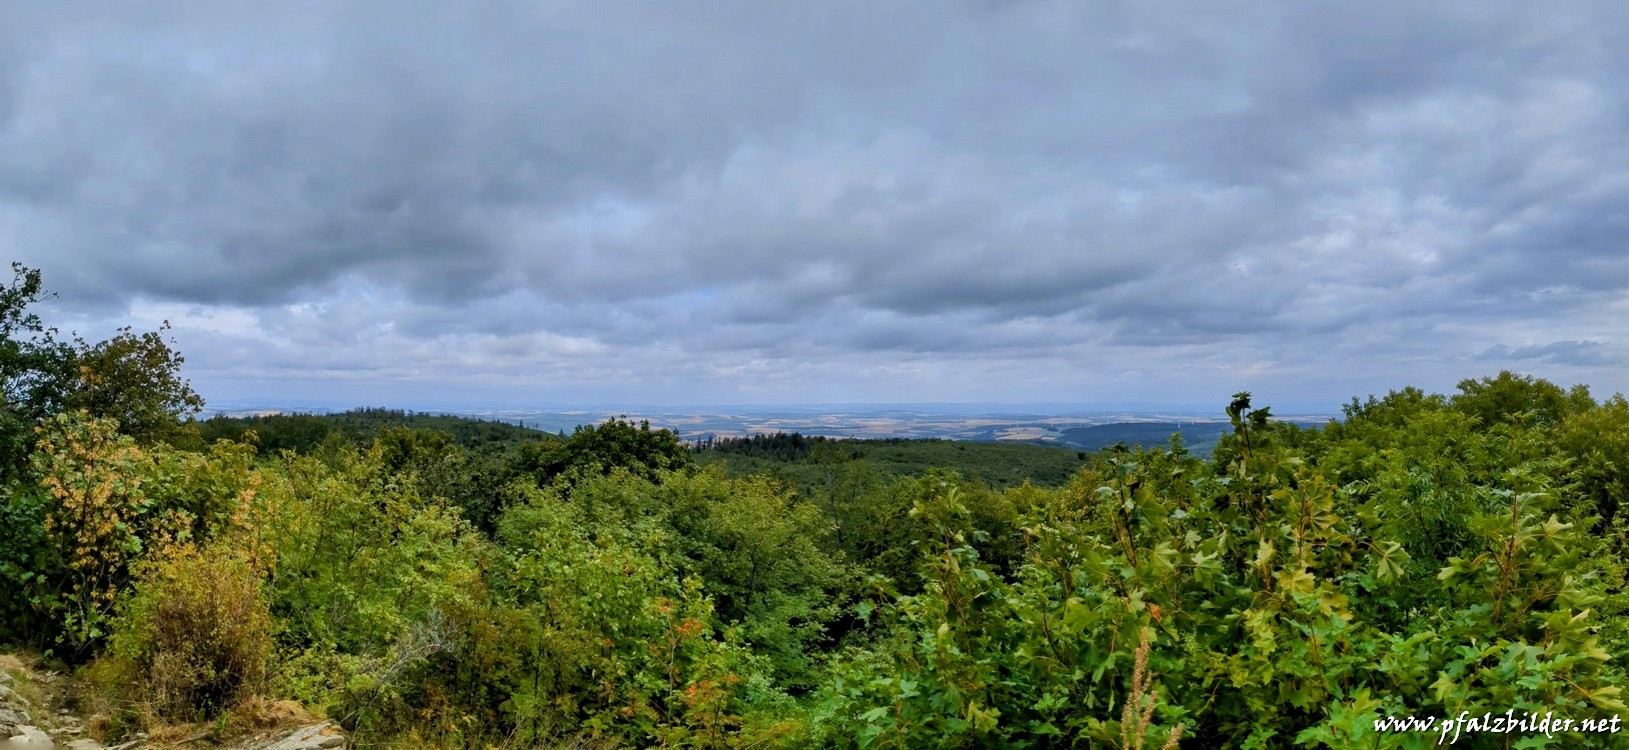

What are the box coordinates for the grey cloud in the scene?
[1475,340,1621,368]
[1,1,1624,405]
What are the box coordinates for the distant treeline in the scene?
[697,432,861,460]
[696,431,1090,491]
[1052,421,1234,456]
[198,407,552,454]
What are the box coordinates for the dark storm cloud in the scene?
[1,0,1624,404]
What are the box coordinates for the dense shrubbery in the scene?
[811,393,1626,748]
[3,267,1628,747]
[112,545,273,720]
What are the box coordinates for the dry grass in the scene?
[223,696,316,736]
[143,720,218,745]
[0,653,29,674]
[83,695,323,749]
[77,653,145,741]
[0,651,53,715]
[7,648,323,750]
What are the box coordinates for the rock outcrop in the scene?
[1,666,46,744]
[255,723,346,750]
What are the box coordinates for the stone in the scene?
[0,705,28,727]
[259,722,347,750]
[9,724,53,743]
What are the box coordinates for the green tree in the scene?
[0,263,77,478]
[658,468,856,689]
[372,425,525,535]
[520,417,692,485]
[68,322,204,445]
[1553,394,1629,529]
[1451,370,1581,429]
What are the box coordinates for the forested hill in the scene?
[202,411,1101,490]
[1051,421,1234,456]
[200,410,1231,481]
[695,433,1092,491]
[198,407,554,454]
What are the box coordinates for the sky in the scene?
[2,1,1625,412]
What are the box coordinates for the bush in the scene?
[261,446,489,741]
[32,410,182,655]
[112,545,272,720]
[493,485,802,747]
[0,481,55,645]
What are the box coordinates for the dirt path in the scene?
[1,655,345,750]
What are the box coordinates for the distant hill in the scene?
[695,433,1092,491]
[198,407,554,454]
[199,406,1244,466]
[1050,422,1232,457]
[692,422,1239,495]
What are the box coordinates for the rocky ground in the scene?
[1,655,346,750]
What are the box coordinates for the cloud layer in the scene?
[3,1,1625,408]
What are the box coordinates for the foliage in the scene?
[198,407,551,456]
[68,322,204,445]
[481,482,806,747]
[0,263,77,480]
[521,417,692,485]
[657,468,858,690]
[259,445,488,737]
[1552,394,1629,529]
[1452,370,1593,430]
[0,481,55,644]
[370,426,530,535]
[30,411,187,656]
[0,266,218,649]
[2,362,1625,749]
[816,388,1625,748]
[198,412,541,535]
[142,437,267,551]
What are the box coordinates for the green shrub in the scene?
[260,446,488,739]
[0,480,55,645]
[5,369,1625,748]
[492,484,803,747]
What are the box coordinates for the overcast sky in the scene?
[3,1,1624,411]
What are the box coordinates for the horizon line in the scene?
[200,399,1342,416]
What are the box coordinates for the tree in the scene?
[68,322,204,445]
[1,263,202,452]
[1451,370,1577,429]
[520,417,692,485]
[0,263,77,477]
